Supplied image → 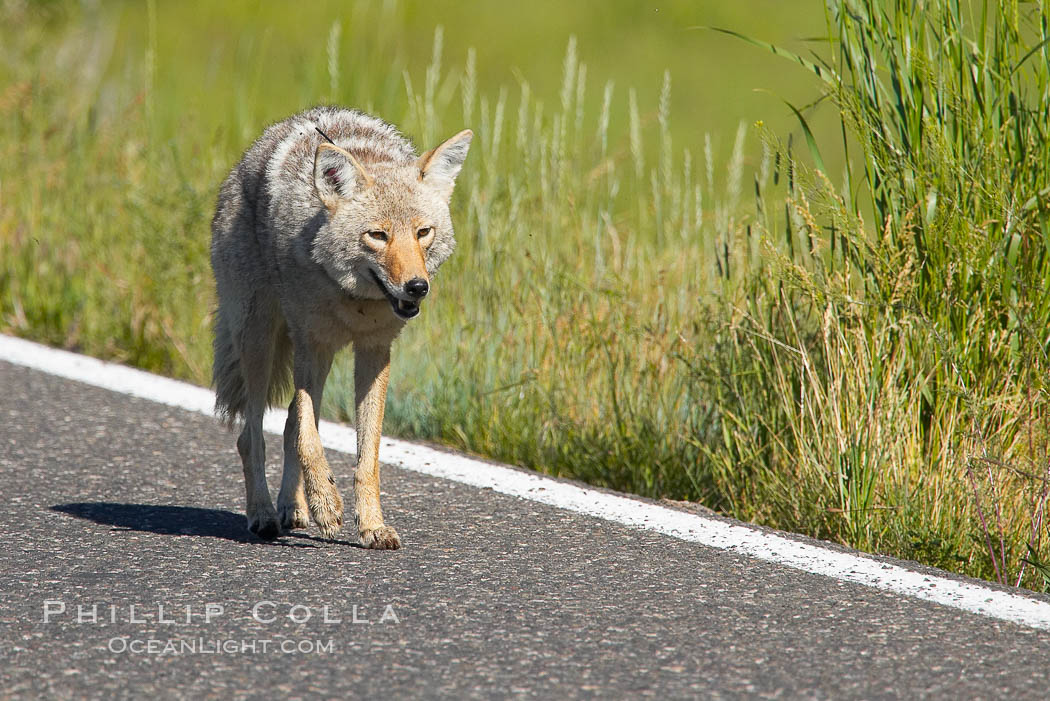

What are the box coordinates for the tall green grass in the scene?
[2,0,1048,587]
[709,0,1050,585]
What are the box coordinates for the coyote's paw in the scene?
[360,525,401,550]
[278,503,310,531]
[247,508,280,541]
[305,476,344,539]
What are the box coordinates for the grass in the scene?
[710,0,1050,585]
[2,0,1049,588]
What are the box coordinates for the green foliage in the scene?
[710,0,1050,586]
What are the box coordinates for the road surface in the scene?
[1,347,1049,698]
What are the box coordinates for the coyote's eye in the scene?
[365,230,388,243]
[417,226,433,240]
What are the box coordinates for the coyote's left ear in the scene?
[314,143,373,212]
[418,129,473,200]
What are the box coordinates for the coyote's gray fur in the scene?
[211,106,472,548]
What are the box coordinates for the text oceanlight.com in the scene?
[107,637,336,655]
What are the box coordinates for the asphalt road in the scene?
[2,358,1050,699]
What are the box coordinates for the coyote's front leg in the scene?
[281,347,343,539]
[354,342,400,549]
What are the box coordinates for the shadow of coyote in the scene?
[211,106,472,549]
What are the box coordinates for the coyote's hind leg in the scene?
[236,308,281,539]
[238,413,278,539]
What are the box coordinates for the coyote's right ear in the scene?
[313,143,373,211]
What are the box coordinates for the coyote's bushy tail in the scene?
[212,315,245,426]
[212,311,292,427]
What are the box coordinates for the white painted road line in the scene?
[3,333,1050,631]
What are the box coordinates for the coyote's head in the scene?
[310,130,472,320]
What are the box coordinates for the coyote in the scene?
[210,106,472,549]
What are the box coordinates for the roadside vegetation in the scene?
[2,0,1048,588]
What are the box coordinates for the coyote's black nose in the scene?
[404,278,429,299]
